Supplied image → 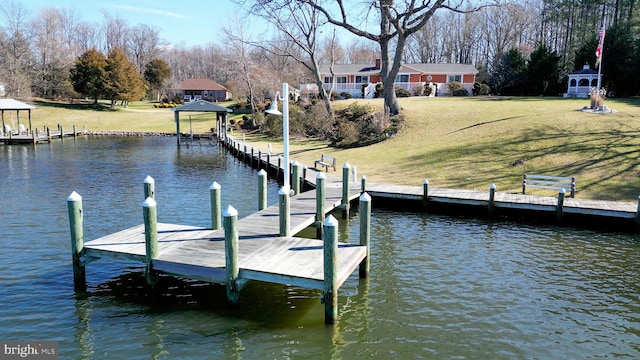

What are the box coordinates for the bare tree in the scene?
[224,17,259,112]
[101,11,129,53]
[0,1,32,98]
[126,24,161,74]
[246,0,335,118]
[301,0,489,117]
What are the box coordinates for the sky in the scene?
[17,0,254,47]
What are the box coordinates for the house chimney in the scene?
[375,58,381,70]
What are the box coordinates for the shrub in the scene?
[395,87,412,98]
[340,92,353,99]
[375,83,384,98]
[447,81,464,93]
[452,88,469,96]
[423,84,433,96]
[479,83,491,95]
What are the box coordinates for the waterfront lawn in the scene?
[23,97,640,201]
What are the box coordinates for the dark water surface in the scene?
[1,137,639,359]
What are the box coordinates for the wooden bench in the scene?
[314,154,336,172]
[522,174,576,198]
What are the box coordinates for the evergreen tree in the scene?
[104,47,145,108]
[490,48,527,96]
[527,44,563,96]
[69,48,106,104]
[143,58,172,102]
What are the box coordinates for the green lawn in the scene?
[17,97,640,201]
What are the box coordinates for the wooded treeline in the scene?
[0,0,638,102]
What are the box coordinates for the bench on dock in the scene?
[522,174,576,198]
[314,154,336,171]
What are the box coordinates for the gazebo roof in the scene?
[0,99,36,111]
[172,100,231,113]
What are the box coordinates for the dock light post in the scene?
[266,83,291,236]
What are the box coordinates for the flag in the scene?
[595,25,605,67]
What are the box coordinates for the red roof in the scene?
[179,78,227,91]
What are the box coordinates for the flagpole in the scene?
[595,6,606,108]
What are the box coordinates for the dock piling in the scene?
[223,205,240,305]
[341,163,351,219]
[258,170,267,211]
[144,175,155,200]
[279,186,291,237]
[323,215,339,324]
[67,191,86,291]
[210,181,222,230]
[489,183,496,218]
[422,179,429,211]
[143,197,159,286]
[556,188,566,223]
[359,193,371,278]
[315,172,326,239]
[292,161,301,195]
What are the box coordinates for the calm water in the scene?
[1,137,639,359]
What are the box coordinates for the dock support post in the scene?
[144,175,155,199]
[224,205,240,305]
[292,161,301,195]
[361,175,367,193]
[143,197,159,286]
[488,183,496,218]
[277,157,282,183]
[341,163,351,219]
[636,195,640,228]
[258,150,262,169]
[73,124,77,138]
[59,124,64,141]
[302,166,308,190]
[315,172,326,239]
[422,179,429,211]
[323,215,338,324]
[359,193,371,278]
[266,153,271,173]
[67,191,86,291]
[210,181,222,230]
[279,186,290,237]
[250,147,254,168]
[556,188,566,223]
[258,170,267,211]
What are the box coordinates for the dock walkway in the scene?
[81,139,365,292]
[1,126,85,144]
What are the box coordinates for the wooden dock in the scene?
[1,125,85,144]
[71,135,367,322]
[69,133,640,323]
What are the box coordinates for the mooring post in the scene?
[243,145,247,163]
[636,194,640,227]
[292,161,301,195]
[250,147,254,168]
[302,166,308,189]
[277,156,282,182]
[266,153,271,173]
[488,183,496,218]
[258,150,262,169]
[279,186,290,237]
[361,175,367,193]
[223,205,240,305]
[67,191,86,291]
[341,163,351,219]
[556,188,566,223]
[73,124,77,138]
[144,175,155,200]
[315,172,326,239]
[323,215,339,324]
[422,179,429,211]
[359,192,371,278]
[59,124,64,141]
[258,169,267,211]
[210,181,221,230]
[143,196,159,286]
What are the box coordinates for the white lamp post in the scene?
[265,83,291,236]
[265,83,290,191]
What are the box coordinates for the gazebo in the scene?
[0,99,36,134]
[172,100,232,146]
[564,64,601,98]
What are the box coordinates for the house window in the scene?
[448,75,462,83]
[355,76,369,83]
[336,76,347,84]
[395,74,409,83]
[323,76,332,84]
